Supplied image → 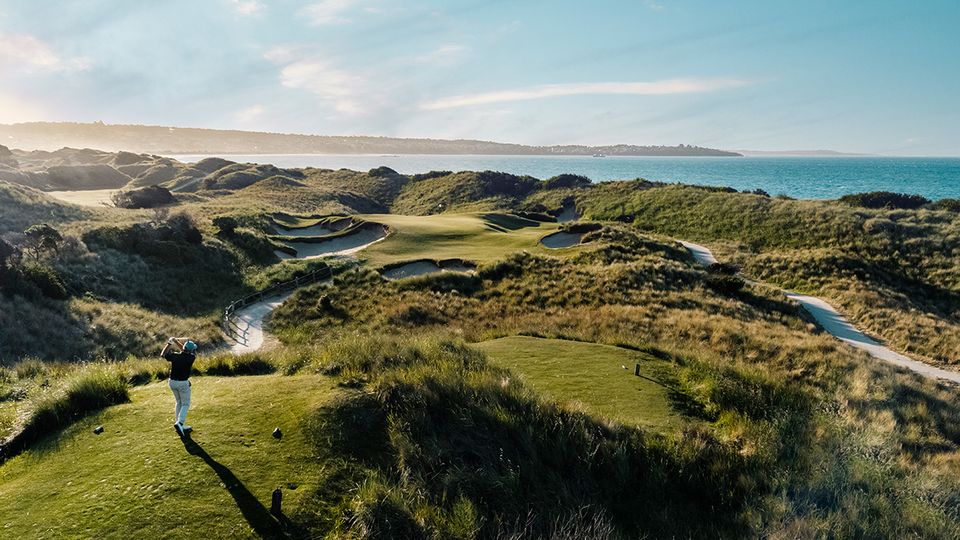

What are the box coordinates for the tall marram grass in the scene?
[1,366,129,462]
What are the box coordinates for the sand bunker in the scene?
[540,231,584,249]
[381,260,476,280]
[275,224,388,260]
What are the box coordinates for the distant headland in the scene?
[0,121,741,157]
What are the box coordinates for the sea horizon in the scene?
[170,153,960,201]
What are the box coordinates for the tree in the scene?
[23,224,63,260]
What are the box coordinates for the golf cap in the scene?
[184,341,198,351]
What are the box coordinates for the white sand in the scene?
[679,240,960,384]
[540,231,584,249]
[275,226,388,260]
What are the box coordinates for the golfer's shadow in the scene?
[179,434,294,538]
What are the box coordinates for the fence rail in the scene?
[222,265,332,344]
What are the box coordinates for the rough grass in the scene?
[578,183,960,365]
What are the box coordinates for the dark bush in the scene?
[111,185,175,209]
[706,274,745,294]
[410,170,453,181]
[22,264,68,299]
[707,262,740,276]
[212,216,239,236]
[543,173,592,190]
[0,238,14,268]
[368,166,401,178]
[839,191,931,209]
[928,198,960,212]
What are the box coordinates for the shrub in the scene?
[212,216,239,236]
[411,170,453,181]
[23,223,62,260]
[110,185,175,209]
[707,262,740,276]
[705,274,746,294]
[368,166,401,178]
[21,264,68,300]
[0,238,14,268]
[543,173,592,190]
[928,198,960,212]
[839,191,931,209]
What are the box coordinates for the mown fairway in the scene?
[475,336,684,431]
[0,374,336,539]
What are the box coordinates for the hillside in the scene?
[2,151,960,538]
[0,122,741,156]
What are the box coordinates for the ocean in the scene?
[171,154,960,201]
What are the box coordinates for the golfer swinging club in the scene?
[161,337,198,436]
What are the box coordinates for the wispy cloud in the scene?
[299,0,361,26]
[411,44,469,65]
[264,48,367,114]
[228,0,264,16]
[0,33,90,73]
[421,78,752,110]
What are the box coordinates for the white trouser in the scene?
[168,379,191,424]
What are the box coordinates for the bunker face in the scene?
[540,231,584,249]
[381,260,476,280]
[275,225,388,260]
[555,205,580,223]
[274,224,337,237]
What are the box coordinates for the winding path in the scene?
[678,241,960,384]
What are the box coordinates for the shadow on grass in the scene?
[179,434,300,539]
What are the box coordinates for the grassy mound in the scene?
[0,181,91,233]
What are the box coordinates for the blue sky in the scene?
[0,0,957,154]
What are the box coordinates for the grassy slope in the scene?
[578,183,960,366]
[357,213,565,267]
[474,336,683,431]
[0,374,335,539]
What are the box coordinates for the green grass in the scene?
[0,374,337,539]
[355,212,566,266]
[473,336,684,431]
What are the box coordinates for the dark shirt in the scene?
[164,351,196,381]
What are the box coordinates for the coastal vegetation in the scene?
[1,150,959,538]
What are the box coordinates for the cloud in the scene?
[228,0,264,16]
[412,44,469,66]
[421,78,752,110]
[299,0,361,26]
[234,104,265,123]
[0,33,90,73]
[265,49,367,114]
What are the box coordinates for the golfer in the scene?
[161,337,198,436]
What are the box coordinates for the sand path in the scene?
[678,240,960,384]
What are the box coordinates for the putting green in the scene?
[0,374,337,539]
[353,213,570,266]
[474,336,684,431]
